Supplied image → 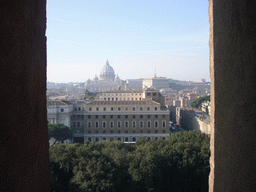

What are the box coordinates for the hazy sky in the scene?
[47,0,209,83]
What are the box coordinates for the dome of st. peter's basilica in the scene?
[99,60,115,81]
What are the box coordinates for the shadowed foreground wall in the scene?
[209,1,256,191]
[0,1,49,191]
[0,0,255,191]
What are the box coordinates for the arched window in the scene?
[125,121,129,128]
[140,121,144,128]
[162,121,166,128]
[110,121,114,128]
[102,121,106,128]
[132,121,136,128]
[154,121,159,128]
[147,121,151,128]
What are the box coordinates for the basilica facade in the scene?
[85,60,125,92]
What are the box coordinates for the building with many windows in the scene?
[47,88,170,143]
[82,99,169,143]
[47,100,73,126]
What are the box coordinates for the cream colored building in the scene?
[47,100,73,126]
[143,76,169,90]
[82,100,170,142]
[47,89,170,143]
[47,100,74,144]
[95,90,143,101]
[125,79,143,90]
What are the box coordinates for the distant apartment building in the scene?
[143,76,169,90]
[82,99,169,143]
[47,88,170,143]
[159,88,177,97]
[47,100,74,144]
[95,90,144,101]
[125,79,143,90]
[176,107,210,134]
[47,100,73,126]
[173,100,181,107]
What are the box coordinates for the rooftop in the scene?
[86,100,159,105]
[47,100,72,106]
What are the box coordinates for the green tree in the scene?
[71,153,116,192]
[50,161,81,192]
[49,131,210,192]
[191,95,210,108]
[48,123,73,145]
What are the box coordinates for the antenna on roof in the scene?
[154,68,157,77]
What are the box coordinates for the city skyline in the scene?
[47,0,209,83]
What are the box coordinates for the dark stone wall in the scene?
[209,1,256,191]
[0,1,49,191]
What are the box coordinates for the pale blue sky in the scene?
[46,0,209,83]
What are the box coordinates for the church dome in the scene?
[99,60,115,81]
[93,74,98,81]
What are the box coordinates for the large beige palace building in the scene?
[47,88,170,143]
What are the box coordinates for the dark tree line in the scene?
[191,95,210,108]
[48,123,73,146]
[50,130,210,192]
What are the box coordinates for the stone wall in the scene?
[209,1,256,191]
[0,1,49,191]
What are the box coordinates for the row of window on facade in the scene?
[79,120,166,129]
[88,106,159,112]
[87,129,167,134]
[100,97,142,101]
[72,114,165,119]
[73,121,166,129]
[100,93,142,96]
[87,114,165,119]
[87,136,165,142]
